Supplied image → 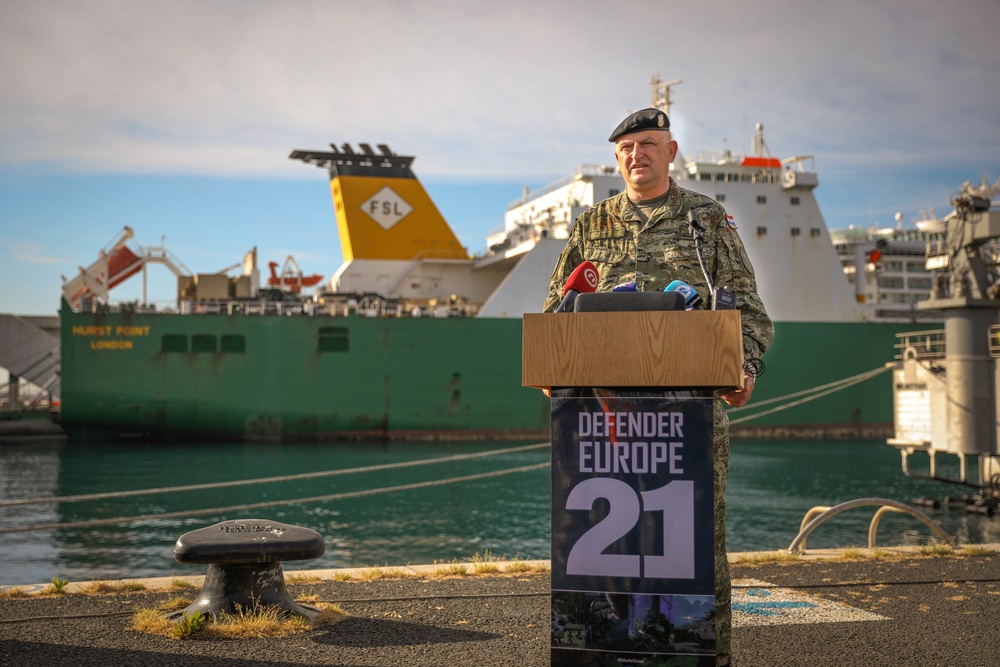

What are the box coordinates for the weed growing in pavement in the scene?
[171,611,208,639]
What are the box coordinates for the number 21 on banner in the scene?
[565,478,694,580]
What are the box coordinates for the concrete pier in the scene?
[1,549,997,667]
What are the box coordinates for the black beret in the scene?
[608,108,670,142]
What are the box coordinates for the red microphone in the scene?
[554,261,599,312]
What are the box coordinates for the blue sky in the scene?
[2,0,999,316]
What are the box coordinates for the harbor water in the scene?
[1,437,998,587]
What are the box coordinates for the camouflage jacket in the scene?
[542,178,774,362]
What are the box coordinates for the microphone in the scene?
[554,261,599,313]
[612,281,638,292]
[665,279,703,310]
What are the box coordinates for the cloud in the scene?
[0,0,998,183]
[6,240,65,265]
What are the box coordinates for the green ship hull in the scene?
[59,302,903,440]
[60,303,549,440]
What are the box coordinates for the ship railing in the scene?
[893,329,945,360]
[505,164,616,210]
[87,297,479,319]
[83,300,163,314]
[683,162,782,185]
[175,299,309,316]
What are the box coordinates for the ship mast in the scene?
[651,76,685,171]
[650,75,682,115]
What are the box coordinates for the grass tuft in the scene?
[132,600,346,640]
[838,548,869,560]
[471,551,502,575]
[132,608,173,635]
[919,544,956,557]
[355,565,409,581]
[735,551,802,564]
[432,561,470,577]
[0,586,31,599]
[960,544,994,556]
[79,579,147,595]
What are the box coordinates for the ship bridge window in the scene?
[879,277,905,289]
[192,334,217,353]
[319,326,349,353]
[221,334,246,353]
[757,226,767,235]
[162,334,188,353]
[716,193,726,202]
[790,196,800,205]
[756,196,767,204]
[790,227,801,236]
[810,228,821,237]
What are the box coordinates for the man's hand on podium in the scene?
[721,374,755,408]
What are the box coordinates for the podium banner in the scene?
[550,391,716,666]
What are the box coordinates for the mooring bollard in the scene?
[169,518,325,622]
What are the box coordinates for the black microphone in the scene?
[664,279,703,310]
[554,261,599,313]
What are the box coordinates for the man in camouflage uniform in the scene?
[543,108,774,666]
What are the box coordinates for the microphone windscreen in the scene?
[665,279,703,308]
[562,261,600,296]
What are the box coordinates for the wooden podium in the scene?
[524,310,743,667]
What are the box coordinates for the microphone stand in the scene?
[687,209,764,378]
[686,210,716,295]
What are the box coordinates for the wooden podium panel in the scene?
[522,310,743,390]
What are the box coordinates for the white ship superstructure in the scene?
[831,221,940,323]
[476,111,870,324]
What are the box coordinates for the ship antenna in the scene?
[650,75,682,115]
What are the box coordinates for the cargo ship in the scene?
[56,80,967,441]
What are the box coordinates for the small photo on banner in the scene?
[551,590,716,664]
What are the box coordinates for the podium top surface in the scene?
[522,310,743,390]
